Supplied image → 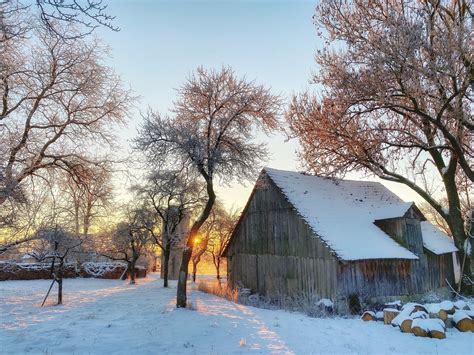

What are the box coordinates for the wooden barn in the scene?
[223,168,458,308]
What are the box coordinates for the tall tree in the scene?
[287,0,473,292]
[136,66,281,307]
[190,208,215,283]
[191,204,237,282]
[0,19,132,207]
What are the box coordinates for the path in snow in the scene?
[0,274,472,354]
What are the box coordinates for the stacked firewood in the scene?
[361,299,474,339]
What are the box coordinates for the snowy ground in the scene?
[1,274,472,355]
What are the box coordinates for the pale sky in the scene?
[99,0,422,209]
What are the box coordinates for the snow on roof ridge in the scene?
[264,167,390,189]
[263,167,419,261]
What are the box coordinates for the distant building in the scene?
[224,168,458,307]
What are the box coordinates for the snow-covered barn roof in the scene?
[264,168,456,261]
[420,222,458,255]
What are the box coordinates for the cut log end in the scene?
[412,326,429,337]
[455,318,474,332]
[400,319,413,333]
[383,309,400,325]
[438,310,448,321]
[361,311,375,321]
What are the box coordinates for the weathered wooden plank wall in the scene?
[226,175,338,299]
[338,259,418,297]
[337,253,455,298]
[425,252,455,290]
[374,216,424,255]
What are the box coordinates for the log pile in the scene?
[411,319,446,339]
[360,299,473,339]
[453,311,474,332]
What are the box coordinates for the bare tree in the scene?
[190,211,214,283]
[136,66,282,307]
[287,0,473,293]
[0,164,111,257]
[190,238,208,283]
[134,169,204,287]
[190,204,237,282]
[0,172,62,254]
[0,2,125,257]
[0,19,132,207]
[99,206,152,284]
[36,226,82,305]
[206,206,238,280]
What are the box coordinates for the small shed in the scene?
[223,168,458,307]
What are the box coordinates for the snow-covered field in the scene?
[1,274,472,355]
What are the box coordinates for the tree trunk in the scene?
[216,257,221,280]
[74,204,80,235]
[83,211,91,238]
[176,177,216,308]
[57,277,63,305]
[163,243,171,288]
[443,170,472,294]
[129,260,136,285]
[451,218,472,294]
[176,246,192,307]
[192,263,196,283]
[467,210,474,293]
[57,259,63,305]
[458,244,473,294]
[192,256,200,283]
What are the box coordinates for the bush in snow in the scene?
[348,294,362,315]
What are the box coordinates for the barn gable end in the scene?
[226,173,338,299]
